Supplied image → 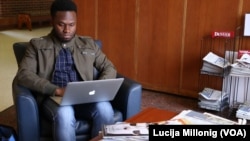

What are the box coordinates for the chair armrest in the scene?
[112,74,142,120]
[12,78,40,141]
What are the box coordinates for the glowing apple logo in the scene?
[89,90,95,95]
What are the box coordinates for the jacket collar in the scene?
[49,30,76,52]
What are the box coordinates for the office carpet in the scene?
[0,89,242,131]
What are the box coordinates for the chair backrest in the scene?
[13,40,102,79]
[13,42,31,66]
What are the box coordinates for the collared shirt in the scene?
[51,43,81,87]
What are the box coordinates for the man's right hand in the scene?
[54,88,65,96]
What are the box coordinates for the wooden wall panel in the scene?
[181,0,240,97]
[75,0,97,38]
[74,0,250,98]
[136,0,184,94]
[97,0,137,78]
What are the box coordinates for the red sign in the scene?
[238,50,250,58]
[211,31,235,38]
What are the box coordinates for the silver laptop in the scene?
[50,78,124,106]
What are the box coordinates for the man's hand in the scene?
[54,87,66,96]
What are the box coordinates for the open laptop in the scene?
[50,78,124,106]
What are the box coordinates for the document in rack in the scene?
[199,87,227,101]
[203,52,230,68]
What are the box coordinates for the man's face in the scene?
[52,11,77,42]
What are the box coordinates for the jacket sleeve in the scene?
[94,46,117,79]
[15,38,57,95]
[77,36,117,80]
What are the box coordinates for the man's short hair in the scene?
[50,0,77,17]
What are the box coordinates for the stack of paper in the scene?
[198,87,229,111]
[230,53,250,77]
[201,52,231,76]
[102,122,149,141]
[236,103,250,120]
[166,110,238,125]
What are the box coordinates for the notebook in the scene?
[50,78,124,106]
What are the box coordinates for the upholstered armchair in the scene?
[12,40,142,141]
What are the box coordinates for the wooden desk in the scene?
[125,107,177,123]
[90,107,177,141]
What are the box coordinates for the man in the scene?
[15,0,116,140]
